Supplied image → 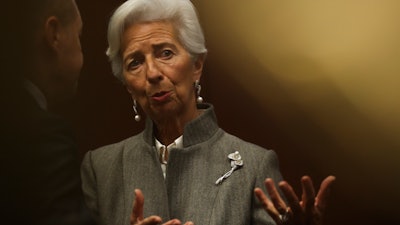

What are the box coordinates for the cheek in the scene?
[76,51,84,70]
[70,51,83,80]
[175,64,196,88]
[124,75,147,97]
[168,59,196,83]
[176,80,195,102]
[65,39,83,72]
[59,50,83,83]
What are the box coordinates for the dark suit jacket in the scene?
[82,103,283,225]
[0,84,94,225]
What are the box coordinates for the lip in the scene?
[151,91,172,102]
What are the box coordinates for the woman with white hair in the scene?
[81,0,335,225]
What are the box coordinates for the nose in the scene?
[146,58,163,83]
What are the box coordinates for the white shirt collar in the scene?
[155,135,183,151]
[155,135,183,179]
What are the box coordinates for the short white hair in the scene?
[106,0,208,82]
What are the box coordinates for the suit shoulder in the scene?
[221,132,274,153]
[85,133,143,161]
[219,131,279,164]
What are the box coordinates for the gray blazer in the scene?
[81,104,283,225]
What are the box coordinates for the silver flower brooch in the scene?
[215,151,243,185]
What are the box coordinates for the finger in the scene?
[254,188,272,211]
[301,176,316,213]
[315,175,336,212]
[162,219,182,225]
[265,178,288,213]
[131,189,145,224]
[254,187,281,222]
[279,181,302,216]
[183,221,194,225]
[139,215,162,225]
[300,176,317,224]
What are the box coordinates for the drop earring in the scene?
[133,99,141,122]
[195,80,203,103]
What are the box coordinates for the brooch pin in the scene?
[215,151,243,185]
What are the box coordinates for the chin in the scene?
[149,104,180,119]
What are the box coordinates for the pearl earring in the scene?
[133,99,141,122]
[195,80,203,103]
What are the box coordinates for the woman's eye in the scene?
[160,50,173,59]
[127,59,141,70]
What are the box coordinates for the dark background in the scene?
[65,1,400,224]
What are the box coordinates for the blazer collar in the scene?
[142,103,219,147]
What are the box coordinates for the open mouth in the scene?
[152,91,168,97]
[151,91,171,102]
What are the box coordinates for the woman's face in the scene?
[121,21,204,121]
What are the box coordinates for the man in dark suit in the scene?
[0,1,95,224]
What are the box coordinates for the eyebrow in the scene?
[123,42,178,63]
[152,42,178,51]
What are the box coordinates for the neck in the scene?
[153,106,200,145]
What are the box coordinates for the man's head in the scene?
[25,0,83,106]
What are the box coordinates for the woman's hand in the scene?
[130,189,194,225]
[254,175,336,225]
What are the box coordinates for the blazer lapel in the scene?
[166,142,230,224]
[123,141,170,221]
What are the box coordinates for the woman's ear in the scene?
[125,86,137,102]
[126,85,135,97]
[193,53,206,80]
[126,86,132,94]
[126,85,133,93]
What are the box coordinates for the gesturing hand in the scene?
[130,189,194,225]
[254,175,336,225]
